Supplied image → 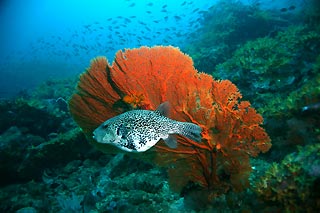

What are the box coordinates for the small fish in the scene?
[174,15,181,20]
[288,5,296,10]
[280,8,288,12]
[124,18,131,23]
[301,102,320,112]
[138,21,146,25]
[93,102,202,152]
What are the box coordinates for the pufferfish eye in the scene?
[102,123,109,128]
[116,124,123,135]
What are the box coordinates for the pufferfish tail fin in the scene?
[177,122,202,143]
[156,101,202,144]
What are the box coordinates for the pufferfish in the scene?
[93,102,202,152]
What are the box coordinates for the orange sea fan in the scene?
[69,46,271,195]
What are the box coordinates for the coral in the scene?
[0,152,177,212]
[56,193,83,212]
[215,25,320,111]
[234,37,290,74]
[253,143,320,212]
[0,125,91,185]
[258,71,320,118]
[16,78,77,119]
[0,99,65,137]
[68,57,120,136]
[69,46,271,199]
[217,25,320,85]
[254,51,320,119]
[184,0,289,73]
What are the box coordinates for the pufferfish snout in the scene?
[93,102,202,152]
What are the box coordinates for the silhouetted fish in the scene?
[280,8,287,12]
[302,102,320,112]
[288,5,296,10]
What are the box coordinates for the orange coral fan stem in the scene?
[177,138,213,151]
[156,145,198,155]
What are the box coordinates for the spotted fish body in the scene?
[93,102,202,152]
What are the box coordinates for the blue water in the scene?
[0,0,304,97]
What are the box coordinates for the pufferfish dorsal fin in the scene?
[155,102,170,117]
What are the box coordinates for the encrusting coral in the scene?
[69,46,271,198]
[215,25,320,113]
[253,143,320,212]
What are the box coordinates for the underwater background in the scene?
[0,0,319,212]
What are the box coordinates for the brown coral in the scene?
[69,46,271,195]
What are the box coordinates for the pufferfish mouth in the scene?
[92,130,104,143]
[92,134,99,141]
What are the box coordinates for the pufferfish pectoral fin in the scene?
[163,134,177,149]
